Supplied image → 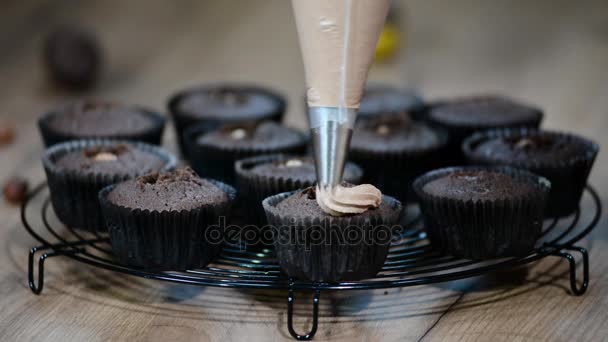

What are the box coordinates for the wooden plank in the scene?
[420,240,608,341]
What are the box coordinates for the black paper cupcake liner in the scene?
[168,84,287,157]
[183,123,308,185]
[413,166,551,260]
[463,129,599,217]
[263,191,403,282]
[424,102,543,165]
[235,154,363,226]
[357,87,425,123]
[42,140,177,232]
[38,108,166,147]
[349,128,448,203]
[99,179,236,271]
[407,102,432,122]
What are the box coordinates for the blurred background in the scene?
[1,0,607,185]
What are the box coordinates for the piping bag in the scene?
[292,0,390,192]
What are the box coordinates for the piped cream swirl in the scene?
[316,184,382,216]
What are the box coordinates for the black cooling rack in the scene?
[22,182,601,340]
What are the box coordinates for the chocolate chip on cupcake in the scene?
[358,85,424,121]
[100,168,236,270]
[349,113,447,202]
[263,184,402,282]
[42,140,176,232]
[426,95,543,163]
[168,84,286,156]
[38,99,165,147]
[184,121,308,185]
[414,167,550,259]
[463,129,598,217]
[235,154,363,226]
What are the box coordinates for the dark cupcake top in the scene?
[54,143,167,176]
[471,134,590,164]
[46,100,156,137]
[196,121,305,150]
[358,86,422,117]
[178,86,281,120]
[275,186,396,220]
[248,157,360,184]
[422,170,538,201]
[429,95,541,127]
[107,168,229,212]
[351,114,443,152]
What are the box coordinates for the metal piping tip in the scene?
[308,107,356,190]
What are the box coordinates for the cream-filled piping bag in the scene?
[292,0,390,194]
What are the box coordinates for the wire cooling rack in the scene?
[23,182,601,340]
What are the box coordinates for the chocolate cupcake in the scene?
[235,154,363,226]
[349,113,447,202]
[263,186,402,282]
[414,167,550,259]
[99,168,236,270]
[358,85,425,121]
[38,100,165,147]
[463,129,599,217]
[42,140,176,232]
[426,95,543,163]
[168,84,286,156]
[184,121,308,185]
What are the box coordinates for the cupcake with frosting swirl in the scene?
[263,183,402,282]
[235,154,363,227]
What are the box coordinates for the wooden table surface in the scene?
[1,1,607,341]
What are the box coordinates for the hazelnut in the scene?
[3,178,28,205]
[0,124,15,146]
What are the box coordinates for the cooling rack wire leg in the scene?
[551,246,589,296]
[28,245,84,295]
[28,246,59,295]
[287,279,321,341]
